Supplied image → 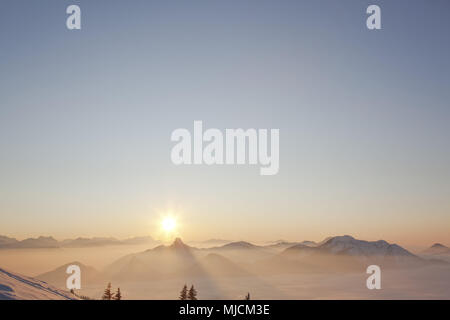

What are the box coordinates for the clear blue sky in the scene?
[1,0,449,246]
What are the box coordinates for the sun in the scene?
[161,217,177,232]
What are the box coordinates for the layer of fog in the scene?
[0,245,158,276]
[78,266,450,300]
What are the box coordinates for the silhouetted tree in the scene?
[179,284,188,300]
[188,285,197,300]
[114,288,122,300]
[102,282,113,300]
[245,292,250,300]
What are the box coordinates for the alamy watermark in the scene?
[170,121,279,175]
[65,4,380,31]
[66,264,81,290]
[366,265,381,290]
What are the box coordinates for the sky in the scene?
[0,0,449,248]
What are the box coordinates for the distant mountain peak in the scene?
[222,241,257,249]
[169,238,190,250]
[423,243,450,255]
[431,243,447,249]
[202,240,261,252]
[172,237,184,245]
[40,236,56,240]
[286,235,416,259]
[326,235,355,243]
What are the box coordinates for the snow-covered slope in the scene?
[318,235,415,257]
[281,235,429,269]
[0,267,78,300]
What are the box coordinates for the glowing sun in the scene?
[161,217,177,232]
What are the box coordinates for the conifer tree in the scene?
[179,284,188,300]
[102,282,113,300]
[188,285,197,300]
[115,288,122,300]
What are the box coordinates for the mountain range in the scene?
[33,235,448,289]
[1,235,448,299]
[272,235,429,273]
[0,235,158,249]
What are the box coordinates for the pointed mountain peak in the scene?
[170,237,189,250]
[173,237,184,245]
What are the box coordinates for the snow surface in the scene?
[0,267,79,300]
[320,235,414,257]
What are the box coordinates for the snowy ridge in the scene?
[282,235,425,266]
[319,235,415,257]
[0,267,78,300]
